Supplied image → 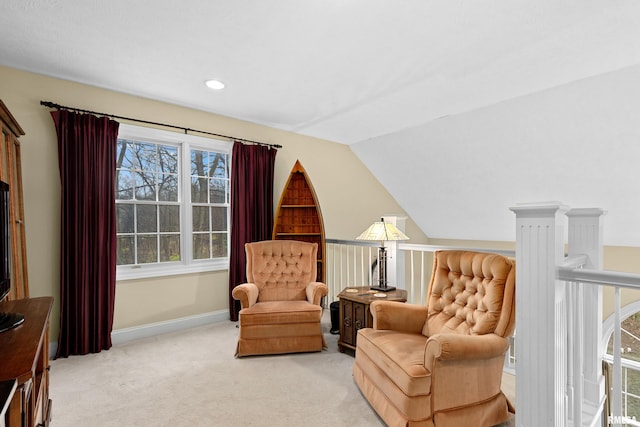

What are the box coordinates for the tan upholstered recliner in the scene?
[353,250,516,427]
[232,240,328,357]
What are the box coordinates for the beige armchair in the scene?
[232,240,328,357]
[353,250,516,427]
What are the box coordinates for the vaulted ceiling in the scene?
[4,1,640,246]
[2,1,640,146]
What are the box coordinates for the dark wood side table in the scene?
[337,287,407,353]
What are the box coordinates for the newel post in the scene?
[510,202,568,427]
[566,208,606,424]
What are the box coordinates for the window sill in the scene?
[116,258,229,281]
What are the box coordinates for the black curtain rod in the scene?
[39,100,282,149]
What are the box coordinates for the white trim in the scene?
[111,310,229,345]
[49,310,229,359]
[118,123,231,152]
[117,258,229,280]
[601,300,640,352]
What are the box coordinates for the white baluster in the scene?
[567,208,606,426]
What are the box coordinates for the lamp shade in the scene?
[356,219,409,242]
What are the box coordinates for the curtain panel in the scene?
[51,110,119,358]
[228,142,277,321]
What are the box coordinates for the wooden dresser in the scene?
[0,297,54,427]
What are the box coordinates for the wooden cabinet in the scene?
[337,287,407,353]
[0,297,53,427]
[0,100,28,299]
[0,102,47,427]
[273,160,326,282]
[0,380,16,427]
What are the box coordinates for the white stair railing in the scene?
[328,203,638,426]
[326,240,514,305]
[511,202,640,427]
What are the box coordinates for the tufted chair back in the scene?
[422,250,516,338]
[245,240,318,302]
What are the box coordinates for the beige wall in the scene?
[602,246,640,321]
[0,66,426,340]
[4,64,637,343]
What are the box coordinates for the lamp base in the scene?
[370,285,396,292]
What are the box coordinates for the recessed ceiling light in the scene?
[205,79,225,90]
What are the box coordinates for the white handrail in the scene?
[398,242,515,257]
[558,267,640,290]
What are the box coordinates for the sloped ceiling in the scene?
[2,1,640,245]
[2,1,640,145]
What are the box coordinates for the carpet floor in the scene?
[49,312,515,426]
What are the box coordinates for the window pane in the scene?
[193,233,210,260]
[192,206,209,232]
[191,177,208,203]
[212,233,228,258]
[116,170,134,200]
[191,150,208,176]
[135,172,156,201]
[158,145,178,174]
[117,236,135,265]
[211,206,227,231]
[136,142,157,171]
[137,235,158,264]
[160,234,180,262]
[159,205,179,232]
[137,205,157,233]
[117,139,135,170]
[209,178,226,203]
[158,174,178,202]
[625,367,640,419]
[117,204,134,233]
[607,313,640,358]
[210,153,227,178]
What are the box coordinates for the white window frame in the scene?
[116,123,232,280]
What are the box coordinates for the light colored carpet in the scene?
[49,312,515,426]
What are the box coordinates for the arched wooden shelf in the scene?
[273,160,325,282]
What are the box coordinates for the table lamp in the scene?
[356,218,409,291]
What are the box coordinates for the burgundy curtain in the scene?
[228,142,277,320]
[51,110,119,358]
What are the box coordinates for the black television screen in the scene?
[0,180,24,332]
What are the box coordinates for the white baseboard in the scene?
[111,310,229,345]
[50,310,229,357]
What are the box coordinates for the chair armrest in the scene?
[370,300,428,333]
[424,333,509,366]
[424,333,510,412]
[231,283,259,309]
[306,282,328,305]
